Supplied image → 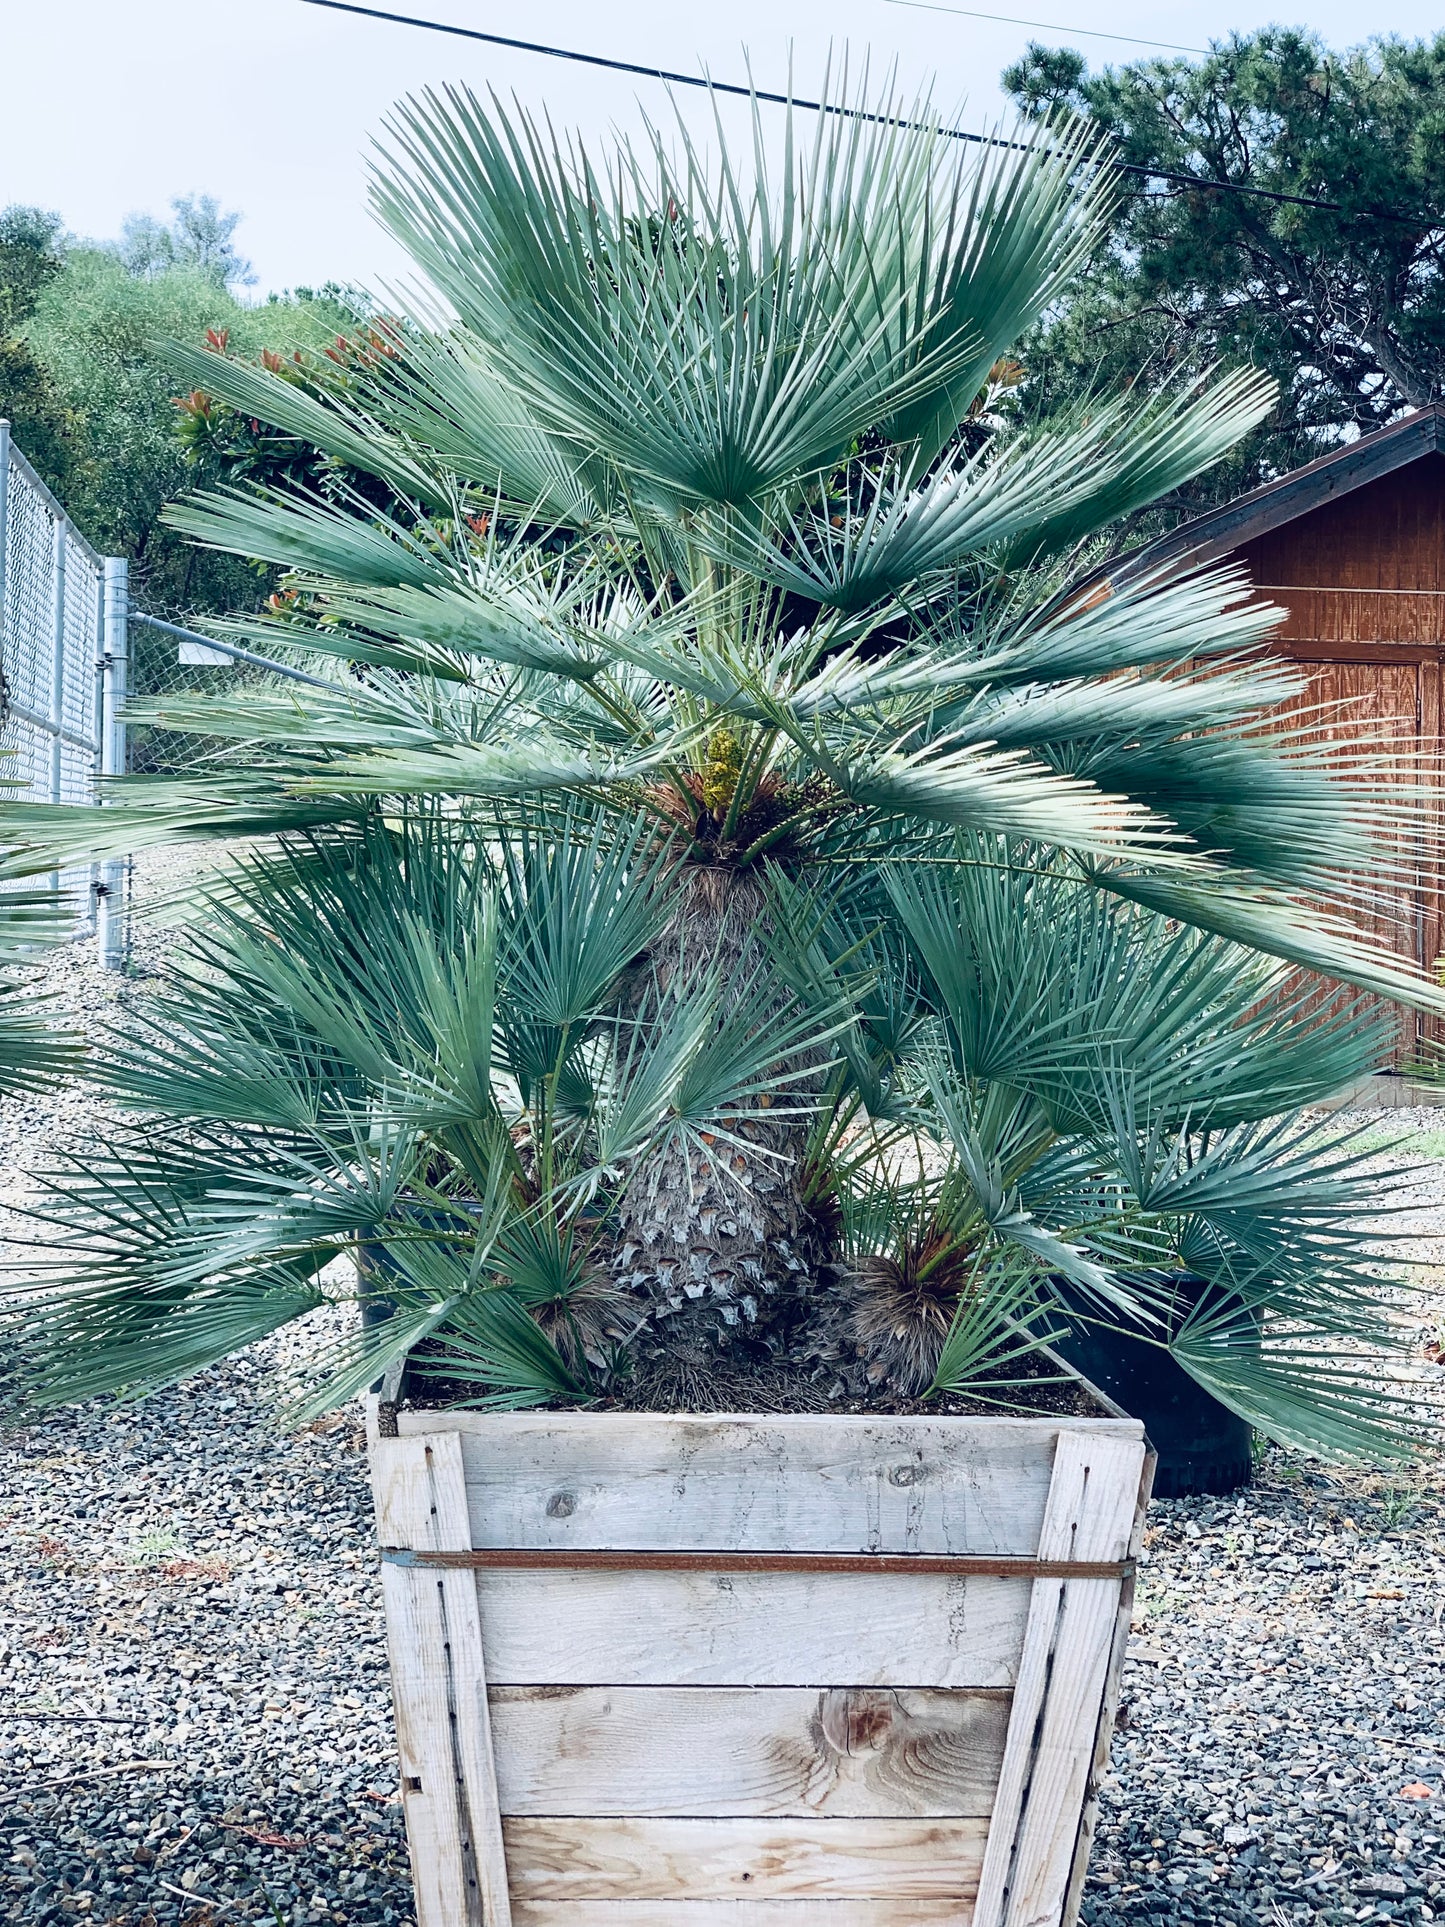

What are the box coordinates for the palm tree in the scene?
[0,79,1436,1450]
[7,810,1422,1456]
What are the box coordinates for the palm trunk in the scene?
[610,866,834,1401]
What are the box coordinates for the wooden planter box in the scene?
[369,1410,1152,1927]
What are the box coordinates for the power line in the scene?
[884,0,1207,56]
[297,0,1420,226]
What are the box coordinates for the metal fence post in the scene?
[49,516,67,797]
[98,556,129,970]
[0,421,10,643]
[48,515,68,896]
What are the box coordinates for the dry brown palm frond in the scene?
[843,1234,979,1393]
[529,1266,637,1373]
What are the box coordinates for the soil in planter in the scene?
[400,1345,1109,1419]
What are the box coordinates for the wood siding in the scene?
[1241,453,1445,590]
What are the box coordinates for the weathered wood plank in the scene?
[372,1434,512,1927]
[1259,585,1445,646]
[1001,1442,1145,1927]
[489,1686,1011,1817]
[511,1905,972,1926]
[476,1568,1032,1687]
[376,1552,476,1927]
[424,1436,514,1927]
[973,1430,1148,1927]
[394,1411,1138,1555]
[373,1439,485,1927]
[1060,1446,1156,1927]
[503,1815,988,1900]
[374,1415,1147,1927]
[372,1431,435,1545]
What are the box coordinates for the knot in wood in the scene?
[818,1687,899,1756]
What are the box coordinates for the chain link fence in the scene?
[0,423,121,957]
[125,619,246,778]
[1,422,322,965]
[125,608,325,784]
[0,430,105,809]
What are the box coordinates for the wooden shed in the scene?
[1103,405,1445,1064]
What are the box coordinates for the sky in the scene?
[12,0,1445,297]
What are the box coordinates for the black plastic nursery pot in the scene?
[358,1218,440,1400]
[1049,1273,1256,1498]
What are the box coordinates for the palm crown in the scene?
[3,79,1436,1455]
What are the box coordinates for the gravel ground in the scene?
[1086,1114,1445,1927]
[0,1338,414,1926]
[1,906,1442,1925]
[1089,1457,1445,1927]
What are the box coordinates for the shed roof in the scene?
[1097,404,1445,585]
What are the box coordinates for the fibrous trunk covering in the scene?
[612,867,831,1399]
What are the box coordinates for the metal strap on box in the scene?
[380,1546,1134,1577]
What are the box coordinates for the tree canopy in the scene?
[0,205,73,490]
[114,193,256,290]
[0,201,351,616]
[1004,28,1445,526]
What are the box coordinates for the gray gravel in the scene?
[1,909,1442,1925]
[1086,1113,1445,1927]
[1088,1455,1445,1927]
[1,1334,414,1926]
[0,889,415,1926]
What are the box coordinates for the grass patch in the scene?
[1338,1124,1445,1160]
[126,1526,185,1566]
